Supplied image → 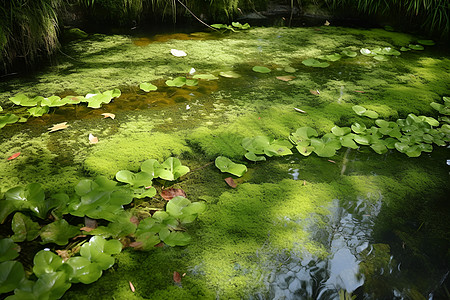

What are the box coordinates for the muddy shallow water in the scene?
[0,26,449,299]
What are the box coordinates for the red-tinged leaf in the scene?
[80,227,95,232]
[129,241,143,249]
[354,90,365,93]
[161,188,186,201]
[129,281,135,293]
[173,271,181,283]
[224,177,237,188]
[130,216,140,225]
[7,152,20,160]
[328,160,336,163]
[155,242,164,248]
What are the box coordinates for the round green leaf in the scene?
[252,66,271,73]
[363,110,379,119]
[219,71,241,78]
[352,105,367,115]
[331,126,351,136]
[0,261,25,293]
[64,256,102,284]
[40,219,80,245]
[215,156,247,177]
[0,238,20,262]
[139,82,158,92]
[33,250,63,277]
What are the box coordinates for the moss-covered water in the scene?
[0,26,449,299]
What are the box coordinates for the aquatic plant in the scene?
[352,105,379,119]
[141,157,190,181]
[165,77,198,87]
[27,106,49,117]
[252,66,271,73]
[211,22,250,32]
[302,58,330,68]
[0,114,19,129]
[85,89,121,108]
[139,82,158,92]
[242,136,293,161]
[215,156,247,177]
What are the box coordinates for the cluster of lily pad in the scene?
[211,22,250,32]
[0,157,204,299]
[301,39,434,67]
[214,97,449,178]
[0,89,121,129]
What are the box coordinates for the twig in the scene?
[175,0,219,32]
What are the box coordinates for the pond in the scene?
[0,25,449,299]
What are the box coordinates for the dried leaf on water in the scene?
[173,271,181,283]
[161,188,187,201]
[48,122,69,132]
[294,107,306,113]
[224,177,237,188]
[171,49,187,57]
[309,89,320,96]
[101,113,115,119]
[129,281,135,292]
[7,152,20,160]
[276,75,295,82]
[324,20,330,26]
[89,133,98,144]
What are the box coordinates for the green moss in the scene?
[83,119,191,177]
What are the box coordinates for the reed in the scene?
[324,0,449,38]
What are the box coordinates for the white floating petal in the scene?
[171,49,187,57]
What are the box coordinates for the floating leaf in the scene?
[224,177,237,188]
[371,142,388,154]
[185,78,199,86]
[40,219,80,245]
[0,238,20,262]
[33,250,63,277]
[219,71,241,78]
[352,105,366,115]
[319,53,342,61]
[252,66,271,73]
[115,170,153,187]
[11,212,41,242]
[244,151,266,162]
[28,106,49,117]
[400,46,411,51]
[166,77,187,87]
[80,236,122,270]
[41,95,68,107]
[48,122,69,132]
[215,156,247,177]
[408,44,424,50]
[360,48,375,56]
[331,126,351,136]
[284,66,296,73]
[276,75,295,81]
[373,55,389,61]
[0,260,25,293]
[0,113,19,129]
[309,89,320,95]
[9,94,43,106]
[101,113,115,119]
[302,58,330,68]
[170,49,187,57]
[161,188,186,201]
[341,49,357,57]
[89,133,98,144]
[159,227,191,246]
[129,281,135,292]
[363,110,379,119]
[140,82,158,92]
[7,152,20,161]
[64,256,103,284]
[417,40,435,46]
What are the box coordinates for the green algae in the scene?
[0,26,449,299]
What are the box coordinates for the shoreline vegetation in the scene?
[0,0,449,74]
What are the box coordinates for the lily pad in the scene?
[244,151,266,162]
[252,66,271,73]
[39,219,80,245]
[352,105,367,115]
[0,113,19,129]
[63,256,103,284]
[32,250,63,277]
[9,94,43,106]
[331,126,351,136]
[373,55,389,61]
[408,44,424,50]
[11,212,41,242]
[139,82,158,92]
[166,196,206,224]
[360,48,375,56]
[166,77,187,87]
[341,49,357,57]
[284,66,297,73]
[159,227,191,247]
[80,236,122,270]
[157,157,190,181]
[0,238,20,262]
[41,96,69,107]
[319,53,342,61]
[215,156,247,177]
[400,46,411,51]
[115,170,153,187]
[302,58,330,68]
[0,260,25,293]
[28,106,49,117]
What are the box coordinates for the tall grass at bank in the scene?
[0,0,62,73]
[324,0,449,38]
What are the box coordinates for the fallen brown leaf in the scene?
[328,160,336,163]
[48,122,69,132]
[129,241,143,249]
[276,75,295,82]
[89,133,98,144]
[101,113,116,119]
[224,177,237,188]
[173,271,181,283]
[130,216,140,225]
[161,188,186,201]
[309,89,320,96]
[55,250,71,262]
[80,227,95,232]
